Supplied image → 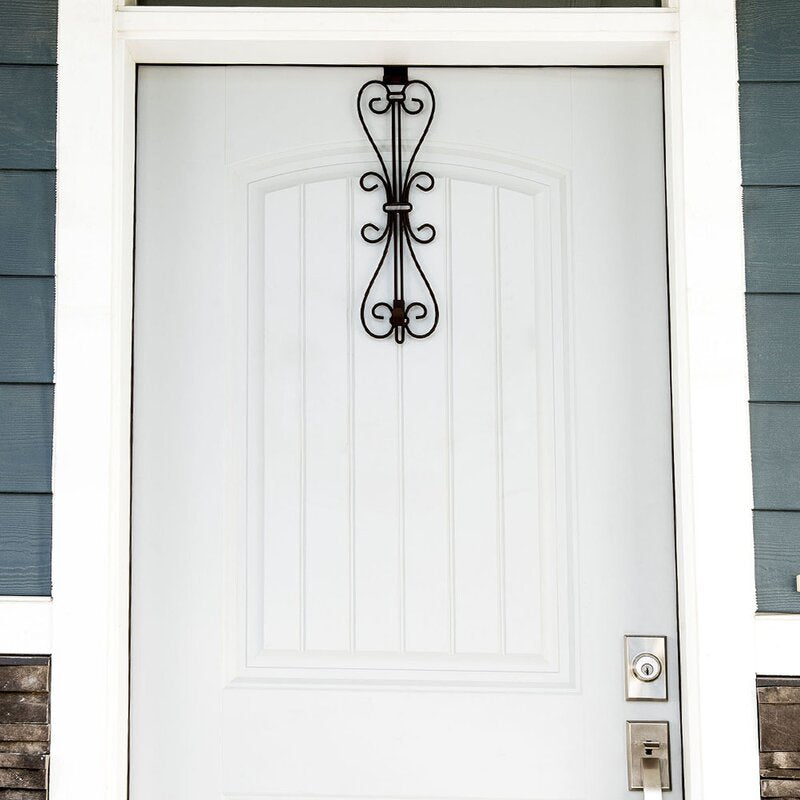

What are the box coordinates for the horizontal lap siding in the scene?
[0,1,56,65]
[0,386,53,494]
[744,188,800,292]
[0,67,56,170]
[0,496,50,597]
[755,512,800,612]
[0,279,54,382]
[0,172,55,276]
[748,296,800,399]
[0,2,56,596]
[738,1,800,82]
[750,403,800,509]
[739,0,800,613]
[740,83,800,186]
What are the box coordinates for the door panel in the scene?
[242,155,567,680]
[131,66,680,799]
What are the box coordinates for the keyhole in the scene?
[632,652,661,682]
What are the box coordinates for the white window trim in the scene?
[40,1,765,797]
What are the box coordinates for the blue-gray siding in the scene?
[0,385,52,493]
[0,278,54,382]
[0,67,56,170]
[737,0,800,83]
[744,188,800,293]
[0,1,57,65]
[747,296,800,399]
[738,0,800,611]
[755,512,800,613]
[0,172,56,276]
[750,403,800,510]
[0,1,56,595]
[740,83,800,186]
[0,494,51,596]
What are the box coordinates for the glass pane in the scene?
[138,0,661,7]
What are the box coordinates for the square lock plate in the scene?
[625,635,667,701]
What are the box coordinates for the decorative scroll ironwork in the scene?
[357,66,439,343]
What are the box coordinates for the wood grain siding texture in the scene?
[750,403,800,511]
[755,513,800,612]
[0,173,55,277]
[745,188,800,293]
[748,296,800,401]
[738,0,800,82]
[0,1,56,66]
[738,0,800,613]
[740,83,800,186]
[0,386,53,494]
[0,279,53,382]
[0,0,57,596]
[0,67,55,170]
[0,496,50,596]
[0,657,49,800]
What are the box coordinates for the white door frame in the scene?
[43,1,762,798]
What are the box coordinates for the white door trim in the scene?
[47,2,760,798]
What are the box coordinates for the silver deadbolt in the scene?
[625,636,667,701]
[632,652,662,682]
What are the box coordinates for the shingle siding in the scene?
[738,0,800,612]
[0,1,56,596]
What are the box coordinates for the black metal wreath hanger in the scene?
[357,66,439,343]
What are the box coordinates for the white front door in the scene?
[130,66,680,799]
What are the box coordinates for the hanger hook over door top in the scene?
[357,66,439,344]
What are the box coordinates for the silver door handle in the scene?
[641,755,663,799]
[627,722,670,795]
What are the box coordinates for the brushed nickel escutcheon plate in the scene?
[626,720,671,792]
[625,635,667,701]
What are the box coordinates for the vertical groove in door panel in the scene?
[450,179,501,654]
[299,183,307,651]
[262,185,303,652]
[532,189,560,662]
[303,178,351,651]
[498,188,544,656]
[445,178,457,656]
[402,177,450,654]
[352,183,401,652]
[397,345,406,652]
[492,187,508,655]
[347,178,357,652]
